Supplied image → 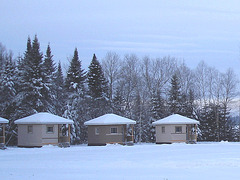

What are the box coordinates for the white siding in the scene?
[156,124,187,143]
[18,124,42,147]
[42,125,58,145]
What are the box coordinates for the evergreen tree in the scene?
[218,104,231,141]
[88,54,108,99]
[43,44,56,77]
[198,104,217,141]
[54,62,65,116]
[180,89,195,118]
[168,74,182,114]
[16,35,46,117]
[0,57,18,145]
[113,87,125,116]
[132,93,142,142]
[64,48,87,144]
[151,90,167,119]
[186,89,195,118]
[65,48,86,94]
[0,56,16,117]
[42,44,56,113]
[87,54,111,118]
[198,103,232,141]
[150,90,167,142]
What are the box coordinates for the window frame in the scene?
[110,127,118,134]
[46,125,54,134]
[175,126,182,133]
[28,125,33,134]
[162,126,165,134]
[95,127,100,135]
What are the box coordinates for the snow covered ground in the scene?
[1,142,240,180]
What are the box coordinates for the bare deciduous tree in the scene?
[102,52,121,100]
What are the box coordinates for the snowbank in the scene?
[1,143,240,180]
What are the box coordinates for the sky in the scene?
[1,0,240,74]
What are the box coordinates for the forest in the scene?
[0,35,239,145]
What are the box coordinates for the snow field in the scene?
[1,142,240,180]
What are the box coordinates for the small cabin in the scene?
[15,112,73,147]
[84,114,136,146]
[152,114,200,144]
[0,117,9,149]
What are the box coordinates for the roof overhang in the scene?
[0,117,9,124]
[152,114,200,126]
[84,114,136,126]
[15,112,74,125]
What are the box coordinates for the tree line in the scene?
[0,35,239,145]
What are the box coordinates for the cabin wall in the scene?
[18,124,42,147]
[155,124,187,144]
[18,124,60,147]
[87,125,125,145]
[42,125,58,145]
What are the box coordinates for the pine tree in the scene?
[65,48,86,94]
[198,103,231,141]
[198,104,217,141]
[54,62,65,116]
[150,90,167,142]
[43,44,56,77]
[0,56,18,145]
[168,74,182,114]
[42,44,56,113]
[64,48,87,144]
[151,90,167,119]
[113,87,125,116]
[132,93,142,142]
[87,54,111,118]
[180,89,195,118]
[16,35,46,117]
[0,58,17,118]
[88,54,108,99]
[186,89,195,118]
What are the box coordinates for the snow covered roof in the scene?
[84,114,136,125]
[0,117,9,123]
[152,114,200,126]
[14,112,74,125]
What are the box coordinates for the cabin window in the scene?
[175,126,182,133]
[28,125,33,134]
[162,126,165,134]
[95,127,99,135]
[110,127,118,134]
[46,125,54,133]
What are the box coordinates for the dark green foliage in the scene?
[54,62,65,116]
[42,44,56,113]
[168,74,182,114]
[151,90,167,120]
[87,54,108,99]
[43,44,56,76]
[64,48,87,144]
[0,44,19,145]
[113,87,125,116]
[17,35,46,114]
[180,89,195,118]
[87,54,111,118]
[150,90,167,142]
[198,103,232,141]
[65,48,86,94]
